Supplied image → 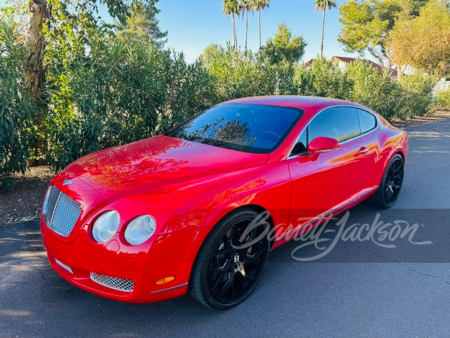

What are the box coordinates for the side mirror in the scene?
[308,137,340,154]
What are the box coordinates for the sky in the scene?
[152,0,364,63]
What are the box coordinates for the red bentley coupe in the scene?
[41,96,408,309]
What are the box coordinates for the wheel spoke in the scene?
[243,247,266,262]
[213,248,230,257]
[217,276,233,299]
[212,271,228,290]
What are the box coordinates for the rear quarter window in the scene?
[358,109,377,133]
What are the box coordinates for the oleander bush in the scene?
[0,15,438,179]
[437,89,450,109]
[398,72,435,118]
[346,60,434,120]
[295,58,351,100]
[45,28,217,171]
[0,17,35,185]
[345,60,403,120]
[202,45,277,101]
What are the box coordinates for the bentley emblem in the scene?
[63,179,74,186]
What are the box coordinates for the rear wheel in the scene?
[369,154,405,209]
[189,208,270,310]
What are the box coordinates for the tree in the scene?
[21,0,157,162]
[339,0,429,70]
[239,0,256,52]
[315,0,337,59]
[116,0,168,48]
[223,0,241,51]
[0,15,36,181]
[254,0,269,48]
[389,0,450,78]
[24,0,47,100]
[199,44,225,67]
[260,23,307,65]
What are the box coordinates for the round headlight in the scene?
[124,215,156,245]
[92,211,120,243]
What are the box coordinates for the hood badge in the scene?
[63,179,74,186]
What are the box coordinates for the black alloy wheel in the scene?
[369,154,405,209]
[190,208,270,310]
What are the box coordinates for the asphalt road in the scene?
[1,117,450,338]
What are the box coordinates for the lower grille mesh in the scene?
[90,272,134,292]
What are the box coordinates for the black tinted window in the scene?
[167,104,302,154]
[292,129,308,155]
[309,107,360,142]
[358,109,377,133]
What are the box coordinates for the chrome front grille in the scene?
[90,272,134,292]
[43,185,82,237]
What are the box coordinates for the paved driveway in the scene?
[1,118,450,337]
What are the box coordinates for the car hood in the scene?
[60,135,269,202]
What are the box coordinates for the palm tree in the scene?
[223,0,240,51]
[315,0,337,59]
[239,0,256,52]
[254,0,269,48]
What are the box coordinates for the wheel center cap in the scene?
[233,254,240,263]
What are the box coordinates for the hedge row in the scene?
[0,21,441,181]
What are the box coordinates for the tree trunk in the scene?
[25,0,48,164]
[25,0,47,99]
[245,9,248,52]
[259,8,262,48]
[368,47,389,71]
[320,9,326,59]
[232,13,237,51]
[396,64,403,80]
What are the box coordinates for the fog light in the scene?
[155,276,175,285]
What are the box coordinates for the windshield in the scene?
[166,104,303,154]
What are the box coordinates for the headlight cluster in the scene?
[124,215,156,245]
[92,211,156,245]
[92,211,120,243]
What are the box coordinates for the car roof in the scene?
[222,96,370,113]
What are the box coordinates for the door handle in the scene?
[358,147,369,155]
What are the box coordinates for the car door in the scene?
[357,108,381,191]
[285,106,368,236]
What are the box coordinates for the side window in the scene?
[358,109,377,133]
[309,107,360,142]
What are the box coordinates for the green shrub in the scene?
[0,17,35,178]
[0,12,440,178]
[203,45,277,101]
[274,63,297,95]
[398,72,434,118]
[346,60,403,120]
[295,58,352,100]
[437,89,450,109]
[45,28,217,171]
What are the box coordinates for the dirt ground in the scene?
[1,110,449,225]
[390,110,450,129]
[0,166,53,225]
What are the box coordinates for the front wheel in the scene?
[189,208,270,310]
[369,154,405,209]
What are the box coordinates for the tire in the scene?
[189,208,270,310]
[368,154,405,209]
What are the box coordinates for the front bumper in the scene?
[41,215,207,303]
